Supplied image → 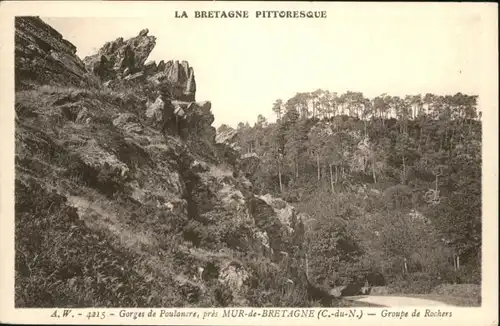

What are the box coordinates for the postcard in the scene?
[0,1,498,325]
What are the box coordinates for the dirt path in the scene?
[343,295,454,307]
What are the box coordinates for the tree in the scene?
[284,119,309,181]
[232,88,482,285]
[323,131,353,192]
[307,216,363,286]
[393,132,419,185]
[217,123,233,134]
[272,99,283,120]
[255,114,267,128]
[308,126,327,184]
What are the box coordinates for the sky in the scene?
[41,3,497,128]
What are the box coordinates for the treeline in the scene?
[219,90,481,292]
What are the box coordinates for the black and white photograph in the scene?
[1,1,498,324]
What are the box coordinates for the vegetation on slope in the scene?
[15,17,340,308]
[225,90,481,298]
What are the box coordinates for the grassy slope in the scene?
[16,85,341,308]
[15,86,196,307]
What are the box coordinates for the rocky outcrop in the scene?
[247,197,295,260]
[165,60,196,101]
[183,101,215,141]
[83,29,156,81]
[216,128,238,146]
[14,17,311,308]
[15,17,95,88]
[144,96,217,162]
[83,30,196,102]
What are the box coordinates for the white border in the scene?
[0,1,498,325]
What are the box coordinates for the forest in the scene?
[219,90,482,295]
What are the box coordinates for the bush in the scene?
[387,272,441,294]
[15,179,182,307]
[245,257,311,307]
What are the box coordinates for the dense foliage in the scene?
[224,90,482,291]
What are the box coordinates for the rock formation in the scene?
[14,17,318,308]
[15,16,95,88]
[215,127,239,148]
[83,30,196,102]
[83,29,156,81]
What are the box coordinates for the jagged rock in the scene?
[82,29,197,102]
[157,60,166,71]
[83,30,156,81]
[144,60,157,75]
[164,60,196,101]
[15,17,92,88]
[215,128,238,147]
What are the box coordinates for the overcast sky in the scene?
[42,3,496,128]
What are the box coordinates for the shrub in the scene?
[387,273,441,294]
[15,179,182,307]
[245,257,311,307]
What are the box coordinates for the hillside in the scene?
[14,17,333,307]
[14,17,482,308]
[219,90,481,302]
